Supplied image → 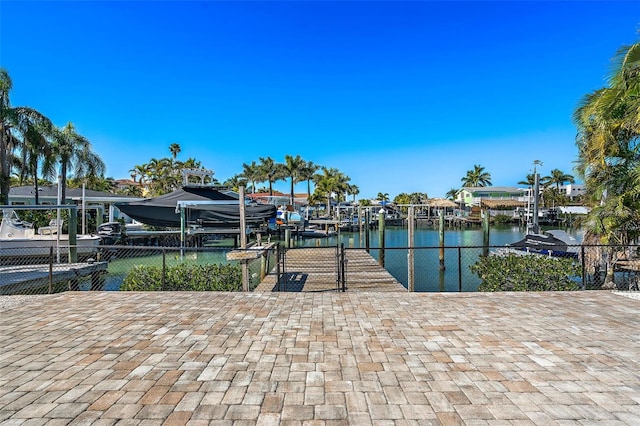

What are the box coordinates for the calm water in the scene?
[101,225,582,292]
[295,225,583,292]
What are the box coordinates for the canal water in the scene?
[102,225,583,292]
[295,225,584,292]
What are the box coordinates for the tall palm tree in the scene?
[169,143,181,159]
[313,167,350,216]
[258,156,279,196]
[298,160,320,201]
[0,68,53,203]
[542,169,575,191]
[281,154,305,205]
[461,164,492,187]
[21,122,55,204]
[240,161,261,193]
[377,192,390,203]
[347,184,359,204]
[49,122,105,202]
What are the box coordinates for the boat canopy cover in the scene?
[114,187,277,228]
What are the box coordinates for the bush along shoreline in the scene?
[121,263,243,291]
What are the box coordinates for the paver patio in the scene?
[0,291,639,424]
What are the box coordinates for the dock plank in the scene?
[255,248,406,292]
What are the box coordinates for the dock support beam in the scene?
[482,209,490,257]
[439,213,445,271]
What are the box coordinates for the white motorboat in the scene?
[0,209,101,258]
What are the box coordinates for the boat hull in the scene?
[508,230,579,258]
[0,235,101,258]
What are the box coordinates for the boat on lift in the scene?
[0,209,101,258]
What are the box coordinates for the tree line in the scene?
[0,68,105,204]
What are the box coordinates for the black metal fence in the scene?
[2,243,638,295]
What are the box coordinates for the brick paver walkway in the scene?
[1,291,639,424]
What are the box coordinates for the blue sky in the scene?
[2,1,640,199]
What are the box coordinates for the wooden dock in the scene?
[254,248,406,292]
[0,262,108,295]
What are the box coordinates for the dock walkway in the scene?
[0,262,108,295]
[254,247,406,292]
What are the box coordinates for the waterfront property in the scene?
[455,186,526,208]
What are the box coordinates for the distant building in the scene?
[562,184,586,200]
[455,187,527,208]
[113,179,142,191]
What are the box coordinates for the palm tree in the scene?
[169,143,181,159]
[377,192,390,203]
[222,174,247,192]
[347,184,359,204]
[0,68,53,203]
[281,154,305,205]
[129,164,147,184]
[258,156,279,196]
[21,122,55,204]
[461,164,492,187]
[46,122,105,203]
[313,167,350,216]
[542,169,575,191]
[518,174,536,188]
[445,188,459,200]
[240,161,261,193]
[298,160,320,202]
[573,41,640,287]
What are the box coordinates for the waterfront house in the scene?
[455,187,527,208]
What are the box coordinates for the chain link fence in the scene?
[0,244,278,295]
[2,242,639,295]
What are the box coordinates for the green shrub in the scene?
[121,263,242,291]
[120,265,164,291]
[470,253,581,291]
[492,214,513,224]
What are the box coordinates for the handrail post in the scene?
[581,245,586,290]
[343,248,347,292]
[49,246,53,294]
[336,244,341,291]
[162,248,166,291]
[458,247,462,292]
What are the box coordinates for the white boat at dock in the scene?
[0,209,101,258]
